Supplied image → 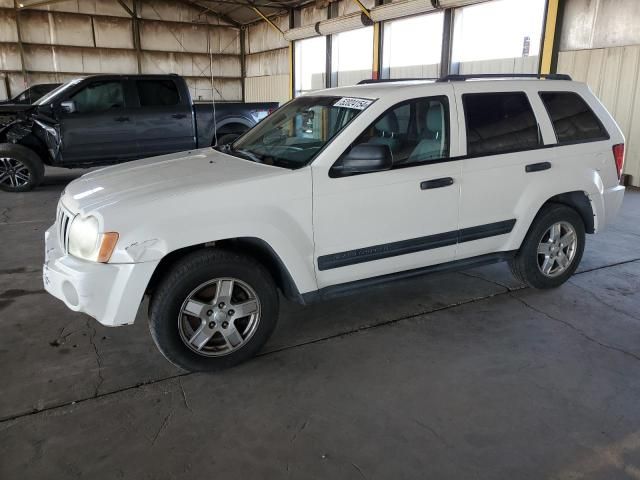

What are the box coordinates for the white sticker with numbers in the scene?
[333,97,373,110]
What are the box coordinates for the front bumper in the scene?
[42,225,158,326]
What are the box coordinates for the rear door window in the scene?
[539,91,608,144]
[463,92,540,156]
[136,79,180,107]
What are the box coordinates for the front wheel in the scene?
[509,204,585,289]
[0,143,45,192]
[149,248,279,372]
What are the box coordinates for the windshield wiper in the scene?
[231,148,264,164]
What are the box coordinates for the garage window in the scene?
[451,0,546,74]
[382,12,444,79]
[463,92,540,156]
[295,37,327,97]
[137,80,180,107]
[331,27,373,87]
[539,92,609,144]
[71,81,124,114]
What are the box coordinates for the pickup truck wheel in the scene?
[509,204,585,289]
[216,133,241,146]
[149,248,279,372]
[0,144,44,192]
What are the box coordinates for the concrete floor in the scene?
[1,167,639,479]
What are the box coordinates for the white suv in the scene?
[43,75,626,372]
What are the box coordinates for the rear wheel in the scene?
[0,143,44,192]
[149,248,279,372]
[509,204,585,289]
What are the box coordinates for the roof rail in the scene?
[356,73,572,85]
[357,78,437,85]
[437,73,572,82]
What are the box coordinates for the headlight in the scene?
[68,215,119,263]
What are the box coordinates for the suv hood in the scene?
[62,148,284,213]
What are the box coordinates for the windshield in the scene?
[35,79,82,106]
[227,95,374,169]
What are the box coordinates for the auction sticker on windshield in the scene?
[333,97,373,110]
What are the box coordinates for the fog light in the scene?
[62,280,79,307]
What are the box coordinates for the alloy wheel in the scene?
[536,221,578,277]
[0,157,30,188]
[177,277,261,357]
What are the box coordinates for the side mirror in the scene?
[59,100,76,113]
[331,144,393,177]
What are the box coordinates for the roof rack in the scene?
[357,78,437,85]
[357,73,572,85]
[437,73,572,82]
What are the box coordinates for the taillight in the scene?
[612,143,625,180]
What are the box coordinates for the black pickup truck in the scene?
[0,74,278,191]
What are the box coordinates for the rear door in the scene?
[131,78,195,157]
[58,78,137,164]
[454,84,556,260]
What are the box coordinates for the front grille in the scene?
[56,203,75,253]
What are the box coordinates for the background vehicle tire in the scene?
[509,203,585,289]
[0,143,44,192]
[149,248,279,372]
[216,133,241,146]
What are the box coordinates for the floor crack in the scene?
[510,294,640,363]
[290,419,308,444]
[86,319,105,397]
[177,378,192,414]
[568,280,640,322]
[151,412,172,446]
[414,419,452,449]
[0,207,10,224]
[351,462,368,480]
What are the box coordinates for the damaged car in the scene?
[0,74,276,192]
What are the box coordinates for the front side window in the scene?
[70,81,125,114]
[228,96,372,169]
[463,92,540,156]
[347,96,450,167]
[137,80,180,107]
[539,92,608,144]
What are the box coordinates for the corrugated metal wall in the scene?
[557,0,640,187]
[558,47,640,186]
[0,0,242,102]
[243,13,289,105]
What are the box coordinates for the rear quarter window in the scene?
[539,91,609,144]
[463,92,540,156]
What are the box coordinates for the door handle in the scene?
[114,116,130,122]
[525,162,551,173]
[421,177,454,190]
[172,114,187,119]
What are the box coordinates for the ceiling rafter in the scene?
[173,0,242,27]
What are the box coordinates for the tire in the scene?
[215,133,241,146]
[149,248,279,372]
[0,143,45,192]
[509,203,585,289]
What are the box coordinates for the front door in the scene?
[59,79,137,164]
[313,93,462,289]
